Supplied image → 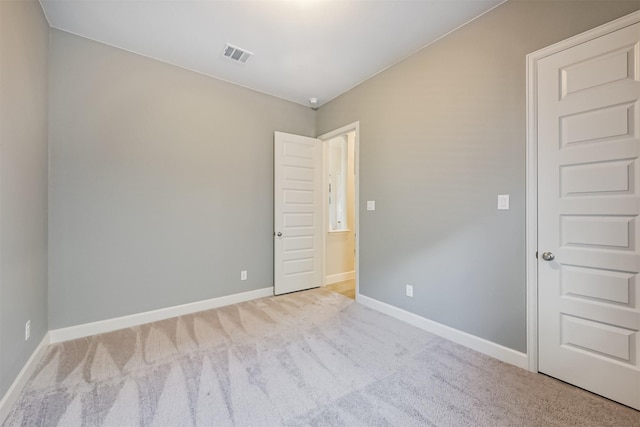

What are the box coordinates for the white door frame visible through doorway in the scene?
[319,122,360,300]
[525,10,640,374]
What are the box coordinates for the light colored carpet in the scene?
[3,288,639,426]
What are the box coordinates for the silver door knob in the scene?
[276,232,282,237]
[541,251,555,261]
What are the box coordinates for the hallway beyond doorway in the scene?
[326,279,355,299]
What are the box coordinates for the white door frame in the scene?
[318,122,360,299]
[525,10,640,373]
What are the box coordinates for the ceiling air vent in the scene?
[222,43,254,64]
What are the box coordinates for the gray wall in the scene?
[317,0,640,352]
[5,1,638,391]
[48,30,316,329]
[0,0,49,397]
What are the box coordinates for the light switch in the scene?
[367,200,376,211]
[497,195,510,210]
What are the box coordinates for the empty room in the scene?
[1,0,640,425]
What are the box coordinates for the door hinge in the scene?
[535,251,538,259]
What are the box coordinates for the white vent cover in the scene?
[222,43,254,64]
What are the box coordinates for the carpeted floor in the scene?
[3,288,639,426]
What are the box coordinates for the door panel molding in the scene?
[526,10,640,377]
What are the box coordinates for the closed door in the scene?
[538,22,640,409]
[274,131,322,295]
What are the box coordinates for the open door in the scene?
[274,131,323,295]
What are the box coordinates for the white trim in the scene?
[525,45,539,374]
[49,287,273,343]
[0,333,50,424]
[325,270,355,285]
[321,135,328,288]
[319,122,360,300]
[525,10,640,374]
[328,229,350,234]
[357,294,528,370]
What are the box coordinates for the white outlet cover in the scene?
[241,270,247,280]
[497,194,509,210]
[367,200,376,211]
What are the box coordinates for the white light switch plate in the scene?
[405,284,413,298]
[367,200,375,211]
[497,195,509,210]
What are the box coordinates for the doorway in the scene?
[273,122,359,298]
[322,128,357,299]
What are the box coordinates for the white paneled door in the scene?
[537,22,640,409]
[274,132,323,295]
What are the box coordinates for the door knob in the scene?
[541,251,555,261]
[276,232,282,237]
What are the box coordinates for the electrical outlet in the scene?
[405,284,413,298]
[241,270,247,281]
[25,320,30,341]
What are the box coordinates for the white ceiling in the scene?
[40,0,505,107]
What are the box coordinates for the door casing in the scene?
[526,10,640,373]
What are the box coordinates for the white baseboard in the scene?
[49,287,274,343]
[356,293,528,370]
[0,333,50,424]
[325,270,355,285]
